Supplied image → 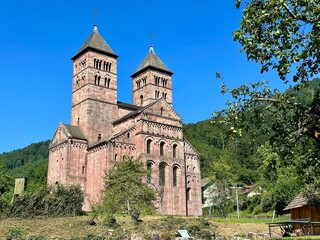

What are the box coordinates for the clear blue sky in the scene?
[0,0,287,153]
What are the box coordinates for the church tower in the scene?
[131,45,173,106]
[70,25,118,143]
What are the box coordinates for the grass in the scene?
[0,215,273,239]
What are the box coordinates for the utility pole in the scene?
[231,186,243,220]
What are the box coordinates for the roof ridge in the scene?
[72,25,118,60]
[131,46,172,77]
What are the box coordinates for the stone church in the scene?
[47,24,202,216]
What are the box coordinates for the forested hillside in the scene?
[185,78,320,215]
[1,79,320,215]
[0,140,50,193]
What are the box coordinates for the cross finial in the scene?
[92,7,98,25]
[149,32,154,46]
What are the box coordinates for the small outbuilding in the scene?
[267,193,320,237]
[283,193,320,235]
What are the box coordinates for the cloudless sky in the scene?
[0,0,290,153]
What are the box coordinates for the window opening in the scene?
[159,162,166,186]
[173,144,177,158]
[147,161,152,183]
[186,187,191,201]
[160,142,165,156]
[173,166,178,186]
[147,139,152,154]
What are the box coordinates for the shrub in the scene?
[4,184,84,218]
[6,228,27,240]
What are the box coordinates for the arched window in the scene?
[160,142,165,156]
[114,154,118,161]
[186,187,191,201]
[95,75,100,85]
[147,139,152,154]
[159,162,166,186]
[147,161,153,183]
[160,107,163,116]
[140,95,143,105]
[109,63,112,72]
[173,144,177,158]
[173,166,178,186]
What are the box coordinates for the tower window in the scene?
[160,107,163,116]
[98,134,101,141]
[159,162,166,186]
[160,142,165,156]
[140,95,143,105]
[82,166,85,174]
[155,91,160,99]
[115,154,118,161]
[95,75,100,85]
[105,78,110,88]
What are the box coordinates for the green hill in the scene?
[0,140,50,192]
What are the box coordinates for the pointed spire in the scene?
[72,24,118,60]
[131,45,173,77]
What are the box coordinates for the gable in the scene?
[51,123,87,147]
[184,139,200,156]
[51,123,70,146]
[142,98,182,123]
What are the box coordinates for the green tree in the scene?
[234,0,320,83]
[0,164,12,195]
[98,158,156,223]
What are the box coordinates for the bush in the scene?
[102,215,118,228]
[6,228,27,240]
[3,184,84,218]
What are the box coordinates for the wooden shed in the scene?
[283,193,320,235]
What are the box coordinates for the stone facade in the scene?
[47,25,202,216]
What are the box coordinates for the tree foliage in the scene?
[0,184,84,218]
[97,158,156,223]
[234,0,320,83]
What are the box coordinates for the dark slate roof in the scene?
[63,124,87,140]
[117,101,141,111]
[131,45,173,77]
[113,99,160,125]
[72,25,118,60]
[283,193,308,211]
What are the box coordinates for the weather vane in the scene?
[92,7,98,25]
